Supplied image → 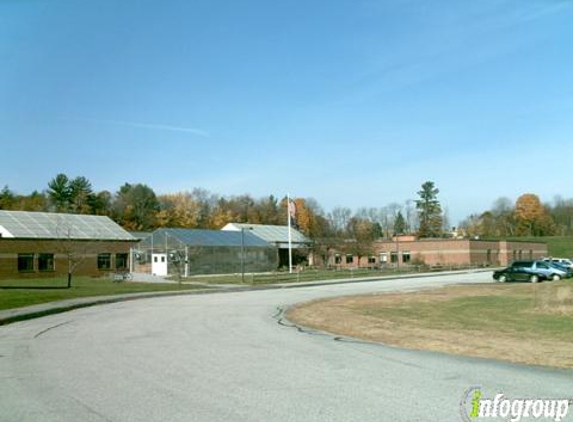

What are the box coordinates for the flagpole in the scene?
[287,193,293,274]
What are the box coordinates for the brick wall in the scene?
[374,239,472,266]
[499,241,547,266]
[0,239,135,279]
[318,239,548,268]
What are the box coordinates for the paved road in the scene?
[1,272,571,422]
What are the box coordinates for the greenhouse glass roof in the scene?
[223,223,310,244]
[0,210,136,241]
[140,228,272,248]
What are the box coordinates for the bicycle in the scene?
[112,271,133,283]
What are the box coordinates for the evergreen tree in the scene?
[113,183,160,230]
[47,173,72,212]
[415,181,443,238]
[69,176,94,214]
[394,210,406,235]
[0,186,15,210]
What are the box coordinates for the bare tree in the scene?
[377,206,394,239]
[55,228,92,288]
[54,217,105,288]
[404,199,418,234]
[328,207,352,235]
[442,207,451,236]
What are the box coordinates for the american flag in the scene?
[288,199,297,221]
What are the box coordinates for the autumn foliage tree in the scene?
[156,193,201,228]
[277,197,329,239]
[514,193,555,236]
[13,173,573,240]
[293,198,314,235]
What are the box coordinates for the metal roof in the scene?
[222,223,310,244]
[0,210,136,241]
[129,231,152,241]
[140,228,272,248]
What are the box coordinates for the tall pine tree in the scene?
[394,210,406,235]
[415,181,443,238]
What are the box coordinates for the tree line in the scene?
[3,175,567,240]
[459,193,572,238]
[0,175,448,238]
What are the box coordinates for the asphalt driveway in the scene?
[0,272,571,422]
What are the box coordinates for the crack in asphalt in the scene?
[34,321,73,339]
[275,307,328,336]
[68,395,116,422]
[274,306,380,343]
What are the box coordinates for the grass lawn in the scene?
[359,287,573,341]
[523,236,573,257]
[0,267,422,311]
[0,277,206,311]
[184,267,420,285]
[288,281,573,368]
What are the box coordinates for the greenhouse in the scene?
[134,228,278,276]
[222,223,312,267]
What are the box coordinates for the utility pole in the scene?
[184,245,189,278]
[396,234,400,272]
[241,228,245,283]
[241,227,252,283]
[287,193,293,274]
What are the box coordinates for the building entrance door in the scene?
[152,254,168,276]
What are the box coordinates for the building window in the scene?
[368,256,376,264]
[380,253,388,263]
[390,251,398,263]
[97,253,112,270]
[38,254,55,272]
[402,251,411,263]
[345,255,354,264]
[18,254,35,272]
[116,253,129,270]
[334,254,341,264]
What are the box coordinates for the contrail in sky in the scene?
[63,117,210,137]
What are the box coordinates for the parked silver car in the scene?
[543,257,573,269]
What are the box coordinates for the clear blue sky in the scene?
[1,0,572,223]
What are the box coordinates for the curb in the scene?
[0,288,216,326]
[0,268,494,326]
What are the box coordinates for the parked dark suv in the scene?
[493,265,548,283]
[509,260,568,281]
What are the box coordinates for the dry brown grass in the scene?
[287,282,573,369]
